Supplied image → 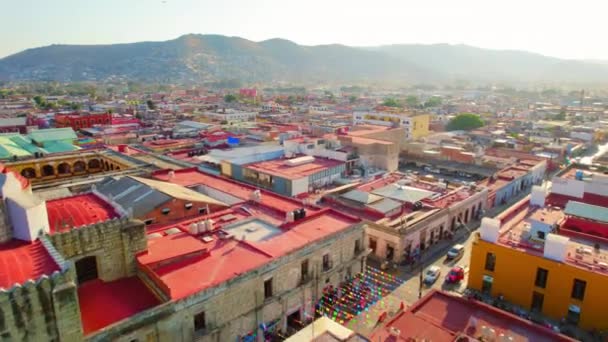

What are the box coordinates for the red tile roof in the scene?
[78,277,160,335]
[137,208,359,300]
[141,237,270,299]
[245,157,345,180]
[46,193,119,233]
[370,290,574,342]
[0,240,59,288]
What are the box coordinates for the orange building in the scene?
[469,185,608,330]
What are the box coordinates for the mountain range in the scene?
[1,34,607,85]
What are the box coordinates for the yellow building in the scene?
[353,112,430,140]
[5,149,135,184]
[410,114,430,140]
[469,193,608,331]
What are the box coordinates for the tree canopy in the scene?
[146,100,156,110]
[423,96,442,108]
[553,110,566,121]
[405,95,419,108]
[224,94,237,103]
[446,113,485,131]
[382,97,401,107]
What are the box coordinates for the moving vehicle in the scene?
[445,266,465,284]
[423,265,441,285]
[446,244,465,261]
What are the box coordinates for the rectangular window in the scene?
[264,278,273,299]
[354,239,361,255]
[185,203,193,210]
[571,279,586,301]
[301,260,309,279]
[194,311,206,331]
[535,268,548,288]
[531,291,544,312]
[322,253,332,271]
[369,238,377,253]
[484,252,496,271]
[198,208,207,215]
[144,218,154,225]
[161,208,170,215]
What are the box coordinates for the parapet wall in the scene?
[0,266,82,341]
[48,217,147,281]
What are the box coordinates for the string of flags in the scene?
[316,266,405,325]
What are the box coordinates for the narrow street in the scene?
[346,188,534,336]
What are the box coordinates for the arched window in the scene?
[73,161,86,173]
[88,159,101,169]
[20,167,36,179]
[42,165,55,177]
[57,163,71,174]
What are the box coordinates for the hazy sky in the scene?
[2,0,607,59]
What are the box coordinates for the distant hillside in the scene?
[374,44,608,84]
[1,34,607,85]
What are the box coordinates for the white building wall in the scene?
[551,177,585,198]
[291,177,309,196]
[6,198,49,242]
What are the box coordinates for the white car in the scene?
[423,265,441,285]
[446,244,465,260]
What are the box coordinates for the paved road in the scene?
[348,187,533,336]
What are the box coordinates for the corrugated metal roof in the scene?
[565,201,608,223]
[366,198,402,214]
[95,177,170,217]
[28,128,77,142]
[371,184,436,203]
[341,190,383,204]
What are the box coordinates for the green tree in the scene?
[33,95,45,107]
[146,100,156,110]
[446,113,485,131]
[224,94,237,103]
[349,95,358,103]
[405,95,419,108]
[553,110,566,121]
[70,102,82,111]
[382,97,401,107]
[424,96,442,108]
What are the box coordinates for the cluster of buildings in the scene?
[0,85,606,341]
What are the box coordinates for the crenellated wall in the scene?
[48,217,147,282]
[0,267,83,342]
[0,201,11,243]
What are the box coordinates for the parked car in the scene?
[445,266,465,284]
[446,244,465,261]
[423,265,441,285]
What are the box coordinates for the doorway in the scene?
[566,305,581,325]
[75,255,98,284]
[481,275,493,295]
[386,245,395,260]
[287,310,302,331]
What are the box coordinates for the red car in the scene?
[445,266,465,284]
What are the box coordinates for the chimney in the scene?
[479,217,501,243]
[530,185,547,207]
[544,233,569,262]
